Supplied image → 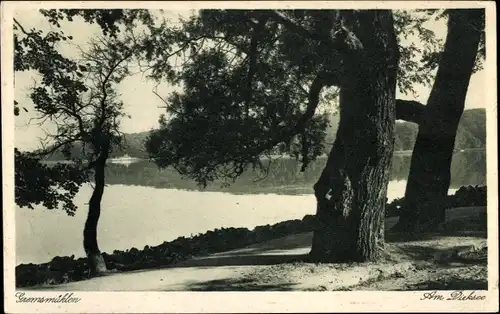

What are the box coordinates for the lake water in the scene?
[16,151,486,264]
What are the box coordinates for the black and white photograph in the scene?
[2,1,498,313]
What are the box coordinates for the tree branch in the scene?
[395,99,426,124]
[32,134,83,158]
[266,10,323,41]
[293,74,326,130]
[13,18,31,36]
[267,74,326,150]
[229,73,326,169]
[243,15,269,116]
[267,10,363,54]
[151,86,182,116]
[96,50,133,128]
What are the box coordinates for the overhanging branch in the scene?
[294,74,326,130]
[267,10,363,55]
[396,99,426,124]
[236,73,326,166]
[268,74,326,150]
[266,10,323,41]
[273,74,327,170]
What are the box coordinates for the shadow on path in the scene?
[27,207,487,292]
[213,232,313,257]
[125,220,486,275]
[391,244,487,263]
[174,253,309,268]
[405,277,488,290]
[385,230,487,243]
[175,277,296,291]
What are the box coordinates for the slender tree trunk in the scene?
[310,10,399,262]
[395,9,484,231]
[84,141,110,275]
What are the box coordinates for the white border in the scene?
[2,1,498,313]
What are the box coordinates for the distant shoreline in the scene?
[40,148,486,164]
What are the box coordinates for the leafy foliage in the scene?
[393,8,486,91]
[15,149,87,215]
[142,9,485,187]
[39,9,156,38]
[393,10,444,96]
[14,9,148,213]
[14,13,89,213]
[14,9,486,196]
[36,108,485,161]
[142,10,361,186]
[17,30,137,161]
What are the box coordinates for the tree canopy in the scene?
[14,8,486,200]
[141,9,484,187]
[13,9,154,213]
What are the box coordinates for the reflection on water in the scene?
[104,151,486,195]
[16,151,485,264]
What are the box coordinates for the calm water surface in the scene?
[16,151,486,264]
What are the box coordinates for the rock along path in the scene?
[26,207,487,291]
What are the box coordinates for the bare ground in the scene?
[26,207,487,291]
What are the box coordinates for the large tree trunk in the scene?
[309,10,399,262]
[84,141,110,275]
[394,9,484,232]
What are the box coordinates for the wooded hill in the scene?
[324,108,486,152]
[40,108,486,160]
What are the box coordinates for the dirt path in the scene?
[29,233,486,291]
[353,238,488,291]
[27,207,487,291]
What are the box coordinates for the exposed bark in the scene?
[83,138,110,275]
[394,9,484,231]
[309,10,399,262]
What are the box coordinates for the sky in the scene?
[13,9,487,151]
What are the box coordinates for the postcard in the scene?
[2,1,498,313]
